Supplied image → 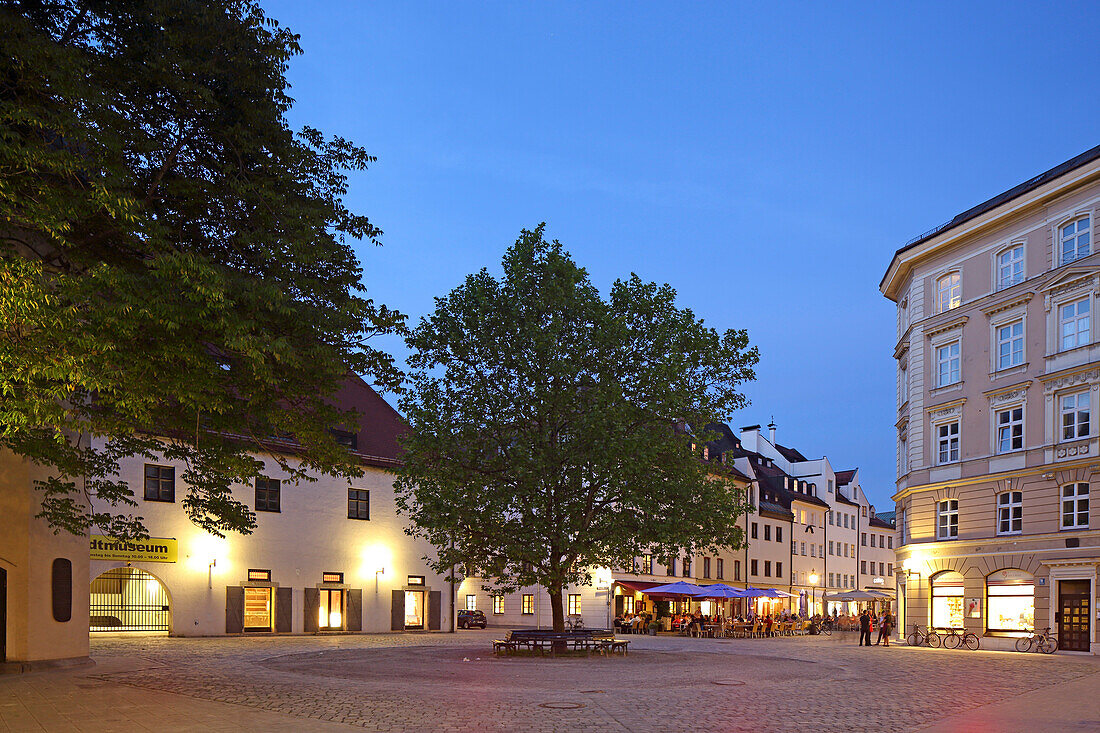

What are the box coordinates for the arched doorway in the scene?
[90,567,171,633]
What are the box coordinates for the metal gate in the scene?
[90,567,170,632]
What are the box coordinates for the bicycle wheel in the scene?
[943,633,960,649]
[1038,637,1058,654]
[1015,636,1032,653]
[963,633,979,650]
[906,632,920,647]
[926,632,941,648]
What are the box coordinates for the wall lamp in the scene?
[208,558,216,589]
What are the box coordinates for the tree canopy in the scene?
[395,226,759,630]
[0,0,400,538]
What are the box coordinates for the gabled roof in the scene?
[335,373,407,466]
[835,469,856,486]
[835,493,859,507]
[868,516,896,530]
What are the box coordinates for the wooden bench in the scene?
[492,629,629,657]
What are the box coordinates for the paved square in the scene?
[2,631,1098,732]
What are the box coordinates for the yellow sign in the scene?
[90,535,177,563]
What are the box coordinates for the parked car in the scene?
[457,609,487,629]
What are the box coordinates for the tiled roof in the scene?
[335,373,407,466]
[835,469,856,486]
[869,515,895,529]
[835,493,859,507]
[775,443,807,463]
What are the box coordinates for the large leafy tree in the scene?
[396,226,758,631]
[0,0,401,538]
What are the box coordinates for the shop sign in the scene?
[322,572,344,583]
[967,597,981,618]
[90,535,177,562]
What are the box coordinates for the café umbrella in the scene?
[689,584,746,599]
[643,580,709,596]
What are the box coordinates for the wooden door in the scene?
[391,590,403,630]
[303,588,319,633]
[275,587,292,632]
[1,567,6,662]
[346,589,363,631]
[428,590,441,630]
[225,586,244,633]
[1058,580,1091,652]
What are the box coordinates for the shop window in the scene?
[255,477,280,512]
[986,569,1034,632]
[492,595,505,615]
[319,588,344,629]
[931,571,964,629]
[567,594,581,615]
[521,594,534,615]
[347,489,370,520]
[243,587,272,630]
[144,464,175,502]
[621,595,634,615]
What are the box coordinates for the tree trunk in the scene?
[548,585,567,654]
[548,586,566,631]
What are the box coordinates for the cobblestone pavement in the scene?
[2,631,1099,732]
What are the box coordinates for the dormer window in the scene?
[997,245,1024,289]
[1060,216,1091,264]
[936,272,961,313]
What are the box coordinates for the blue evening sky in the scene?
[266,1,1100,508]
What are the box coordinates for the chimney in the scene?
[768,418,776,444]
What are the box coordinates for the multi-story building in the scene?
[882,145,1100,653]
[2,376,458,668]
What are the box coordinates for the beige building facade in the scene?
[882,145,1100,653]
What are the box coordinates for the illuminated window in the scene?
[996,320,1024,369]
[996,491,1022,535]
[255,477,280,512]
[621,595,634,615]
[641,553,653,574]
[996,408,1023,453]
[936,273,961,313]
[465,595,476,611]
[1060,216,1091,264]
[567,594,581,615]
[1061,483,1089,529]
[521,594,534,614]
[998,245,1024,289]
[1060,298,1090,350]
[492,595,504,615]
[986,570,1034,632]
[144,464,175,502]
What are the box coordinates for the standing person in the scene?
[859,609,872,646]
[878,610,894,647]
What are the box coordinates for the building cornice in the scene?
[892,454,1100,502]
[980,292,1033,317]
[925,315,969,339]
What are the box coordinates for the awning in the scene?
[613,579,666,594]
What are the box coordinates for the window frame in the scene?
[995,405,1024,454]
[995,319,1025,370]
[936,272,962,314]
[143,464,175,503]
[521,593,534,615]
[1058,297,1091,351]
[492,595,505,615]
[1060,391,1091,442]
[996,243,1025,290]
[255,477,281,513]
[935,340,962,387]
[567,594,582,616]
[936,499,959,540]
[1061,483,1089,530]
[996,491,1022,536]
[935,419,961,465]
[1059,215,1092,265]
[347,488,370,520]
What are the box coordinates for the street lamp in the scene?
[808,571,819,619]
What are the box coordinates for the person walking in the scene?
[878,610,894,647]
[859,609,872,646]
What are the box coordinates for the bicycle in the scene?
[818,618,833,636]
[906,624,941,648]
[1015,627,1057,654]
[940,627,980,650]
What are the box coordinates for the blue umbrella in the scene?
[741,587,783,598]
[689,584,745,599]
[643,580,708,596]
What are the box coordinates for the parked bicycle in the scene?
[818,618,832,636]
[940,627,980,650]
[1015,627,1057,654]
[906,624,940,648]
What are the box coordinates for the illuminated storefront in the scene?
[986,569,1034,633]
[930,571,964,630]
